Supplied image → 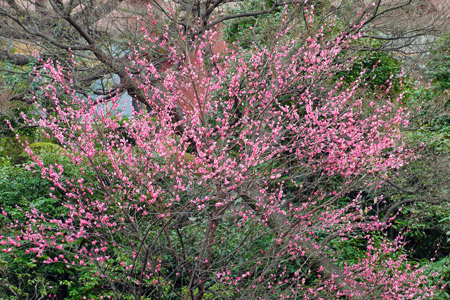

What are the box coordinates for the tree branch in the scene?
[241,193,365,298]
[382,198,445,223]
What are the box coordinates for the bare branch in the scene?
[382,198,445,223]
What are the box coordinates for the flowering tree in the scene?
[1,2,437,299]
